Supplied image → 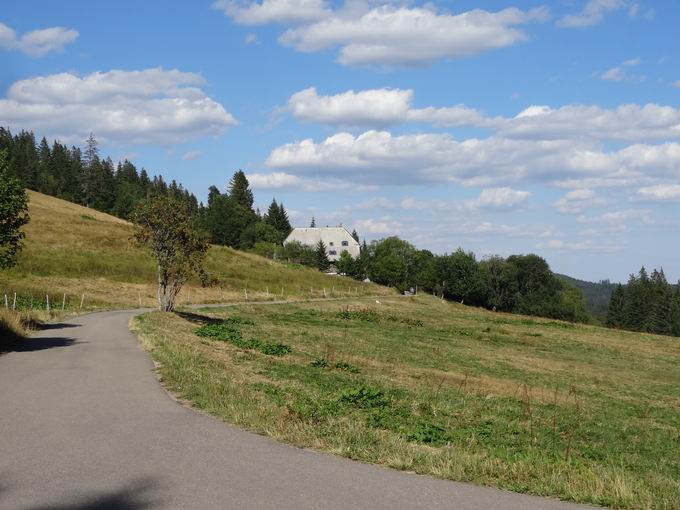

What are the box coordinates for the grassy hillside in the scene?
[133,295,680,510]
[0,191,391,310]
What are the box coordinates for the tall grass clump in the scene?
[0,309,26,351]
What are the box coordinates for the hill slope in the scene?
[0,191,391,310]
[557,274,617,321]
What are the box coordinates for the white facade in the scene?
[284,227,361,261]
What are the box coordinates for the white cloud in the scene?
[213,0,330,25]
[499,103,679,141]
[288,87,494,128]
[476,187,531,209]
[558,0,629,28]
[0,68,237,145]
[182,150,202,161]
[286,88,680,142]
[673,80,680,89]
[578,208,651,225]
[280,5,550,67]
[538,239,622,253]
[245,33,258,44]
[266,130,680,187]
[0,22,78,57]
[400,187,530,213]
[247,171,378,192]
[636,184,680,202]
[600,57,642,81]
[554,189,607,213]
[288,87,412,126]
[355,217,402,234]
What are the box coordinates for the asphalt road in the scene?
[0,310,599,510]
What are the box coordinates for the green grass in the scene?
[132,295,680,509]
[0,191,391,310]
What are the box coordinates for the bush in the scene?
[194,321,291,356]
[338,386,388,408]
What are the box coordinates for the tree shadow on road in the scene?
[12,337,81,352]
[21,477,163,510]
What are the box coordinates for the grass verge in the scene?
[131,295,680,510]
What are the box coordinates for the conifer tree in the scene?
[310,216,316,227]
[228,170,254,209]
[314,240,330,271]
[351,229,359,243]
[606,284,626,328]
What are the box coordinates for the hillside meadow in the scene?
[133,295,680,510]
[0,191,391,311]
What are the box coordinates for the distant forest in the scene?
[2,128,679,336]
[557,275,618,321]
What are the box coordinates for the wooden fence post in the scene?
[46,294,50,313]
[13,292,17,310]
[62,293,66,311]
[4,294,7,309]
[80,294,85,309]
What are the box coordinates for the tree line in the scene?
[607,267,680,337]
[0,129,294,250]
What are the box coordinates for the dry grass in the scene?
[133,295,680,509]
[0,191,391,311]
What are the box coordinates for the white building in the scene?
[284,227,360,261]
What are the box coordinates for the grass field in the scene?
[132,295,680,510]
[0,191,391,311]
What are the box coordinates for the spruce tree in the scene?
[228,170,254,209]
[351,229,359,243]
[606,284,626,328]
[314,240,330,271]
[310,216,316,227]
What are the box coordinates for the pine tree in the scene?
[310,216,316,227]
[670,285,680,337]
[351,229,359,243]
[606,284,626,328]
[228,170,254,209]
[314,240,330,271]
[646,269,672,335]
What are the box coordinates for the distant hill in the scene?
[557,274,617,321]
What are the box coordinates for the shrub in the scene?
[194,321,291,356]
[338,386,388,408]
[337,308,380,322]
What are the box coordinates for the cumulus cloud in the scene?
[287,87,494,128]
[247,171,377,192]
[281,5,550,66]
[554,189,607,213]
[213,0,330,25]
[286,88,680,142]
[0,22,78,57]
[636,184,680,202]
[400,187,530,213]
[265,130,680,187]
[558,0,629,28]
[0,68,237,145]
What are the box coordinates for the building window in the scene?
[328,250,337,255]
[341,240,349,246]
[329,242,334,246]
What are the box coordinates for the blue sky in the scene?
[1,0,679,282]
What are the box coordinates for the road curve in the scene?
[0,310,599,510]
